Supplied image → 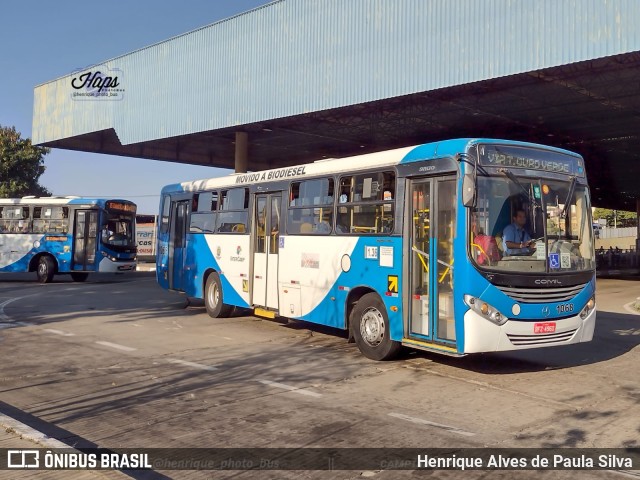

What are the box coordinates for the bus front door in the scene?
[168,200,189,291]
[408,177,456,345]
[252,193,281,310]
[73,210,98,270]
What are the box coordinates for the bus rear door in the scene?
[252,193,281,311]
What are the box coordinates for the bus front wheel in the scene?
[70,272,89,282]
[36,256,55,284]
[351,293,401,361]
[204,272,232,318]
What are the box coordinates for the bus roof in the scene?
[0,197,135,207]
[162,138,583,194]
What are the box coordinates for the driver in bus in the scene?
[502,209,535,256]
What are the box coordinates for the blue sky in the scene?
[0,0,270,214]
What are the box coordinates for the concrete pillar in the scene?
[234,132,248,173]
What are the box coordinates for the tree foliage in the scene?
[0,125,51,197]
[593,207,637,228]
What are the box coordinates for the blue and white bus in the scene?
[157,139,596,360]
[0,197,137,283]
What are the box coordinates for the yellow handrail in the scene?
[412,245,429,273]
[439,258,454,284]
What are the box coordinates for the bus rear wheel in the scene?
[204,272,232,318]
[36,256,55,284]
[70,272,89,282]
[351,293,401,361]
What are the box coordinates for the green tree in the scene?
[0,125,51,197]
[593,207,637,228]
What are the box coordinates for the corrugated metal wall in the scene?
[33,0,640,146]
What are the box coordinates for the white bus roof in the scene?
[168,145,416,194]
[161,138,584,194]
[0,197,133,206]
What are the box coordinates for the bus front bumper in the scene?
[462,306,596,354]
[98,257,137,273]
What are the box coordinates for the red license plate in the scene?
[534,322,556,334]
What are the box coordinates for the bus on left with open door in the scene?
[0,197,137,283]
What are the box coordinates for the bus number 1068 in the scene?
[556,303,574,314]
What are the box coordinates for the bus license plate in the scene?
[534,322,556,334]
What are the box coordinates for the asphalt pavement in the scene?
[0,272,638,479]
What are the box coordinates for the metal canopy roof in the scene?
[33,0,640,210]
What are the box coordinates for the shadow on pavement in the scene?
[406,309,640,374]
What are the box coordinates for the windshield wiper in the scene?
[560,176,577,219]
[499,169,540,208]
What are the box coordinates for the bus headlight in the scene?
[464,295,508,326]
[580,296,595,319]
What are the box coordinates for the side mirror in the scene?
[462,165,476,207]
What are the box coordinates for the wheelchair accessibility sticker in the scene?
[549,253,560,269]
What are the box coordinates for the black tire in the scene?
[36,256,56,284]
[70,272,89,282]
[204,272,233,318]
[351,292,401,361]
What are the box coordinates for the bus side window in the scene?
[336,171,395,234]
[32,206,45,233]
[287,179,333,234]
[0,206,31,233]
[218,188,249,233]
[190,191,218,233]
[46,206,69,233]
[160,196,171,234]
[0,207,6,232]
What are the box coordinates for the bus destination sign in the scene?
[478,145,584,176]
[106,201,136,214]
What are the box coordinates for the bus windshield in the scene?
[470,173,595,273]
[101,211,136,249]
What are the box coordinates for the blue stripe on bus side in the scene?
[184,234,250,308]
[0,252,32,272]
[298,237,404,341]
[0,236,73,273]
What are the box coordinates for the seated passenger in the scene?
[314,220,331,233]
[475,232,501,265]
[502,209,534,256]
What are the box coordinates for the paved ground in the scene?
[0,272,638,479]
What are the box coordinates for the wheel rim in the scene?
[38,261,47,277]
[208,281,219,308]
[360,306,385,347]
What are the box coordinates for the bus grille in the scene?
[507,329,578,346]
[496,283,587,303]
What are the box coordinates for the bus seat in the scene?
[300,222,313,233]
[232,224,245,233]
